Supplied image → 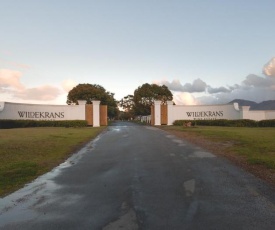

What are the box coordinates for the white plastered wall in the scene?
[241,106,266,121]
[0,101,85,120]
[167,103,241,124]
[265,111,275,120]
[156,101,275,125]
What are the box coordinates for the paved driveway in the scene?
[1,121,275,229]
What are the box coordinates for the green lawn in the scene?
[162,126,275,170]
[0,127,105,197]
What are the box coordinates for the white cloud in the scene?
[207,86,231,94]
[263,57,275,77]
[156,57,275,105]
[15,85,61,101]
[62,79,77,92]
[157,78,207,93]
[0,69,25,90]
[173,92,198,105]
[0,68,62,102]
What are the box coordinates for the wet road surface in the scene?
[1,121,275,229]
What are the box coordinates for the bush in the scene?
[173,119,259,127]
[0,120,88,129]
[173,120,193,126]
[258,119,275,127]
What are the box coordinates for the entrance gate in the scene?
[151,103,168,125]
[151,105,155,125]
[100,105,108,126]
[161,104,168,125]
[85,102,108,127]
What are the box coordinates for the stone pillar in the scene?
[92,100,101,127]
[167,101,174,125]
[154,101,161,125]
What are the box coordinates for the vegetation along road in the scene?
[0,121,275,229]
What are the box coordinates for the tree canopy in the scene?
[118,94,135,120]
[133,83,173,115]
[67,83,118,118]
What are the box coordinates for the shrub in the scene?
[0,120,88,129]
[258,119,275,127]
[173,120,192,126]
[173,119,258,127]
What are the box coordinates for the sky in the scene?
[1,0,275,106]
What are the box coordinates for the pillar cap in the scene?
[92,100,101,105]
[78,100,86,105]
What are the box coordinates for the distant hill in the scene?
[229,99,275,110]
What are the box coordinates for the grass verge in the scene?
[161,126,275,185]
[0,127,105,197]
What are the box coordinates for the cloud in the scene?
[15,85,61,101]
[263,57,275,77]
[62,79,77,92]
[173,92,198,105]
[206,86,231,94]
[195,74,275,104]
[156,57,275,105]
[197,85,275,105]
[156,78,207,93]
[242,74,273,88]
[0,69,25,90]
[157,78,235,95]
[183,79,207,93]
[0,68,62,102]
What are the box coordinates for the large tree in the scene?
[67,83,118,118]
[118,94,135,120]
[133,83,173,115]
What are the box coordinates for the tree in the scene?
[118,94,135,120]
[133,83,173,115]
[67,83,119,118]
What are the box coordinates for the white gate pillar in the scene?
[92,100,101,127]
[154,100,161,125]
[167,101,173,125]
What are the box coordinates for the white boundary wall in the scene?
[168,103,241,125]
[0,101,102,126]
[153,101,275,125]
[0,101,85,120]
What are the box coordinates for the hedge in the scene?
[258,119,275,127]
[0,120,88,129]
[173,119,275,127]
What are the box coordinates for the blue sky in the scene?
[1,0,275,105]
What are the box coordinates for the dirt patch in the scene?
[163,129,275,187]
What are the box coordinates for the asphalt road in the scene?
[1,121,275,230]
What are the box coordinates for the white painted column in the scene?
[92,100,101,127]
[154,100,161,126]
[167,101,174,125]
